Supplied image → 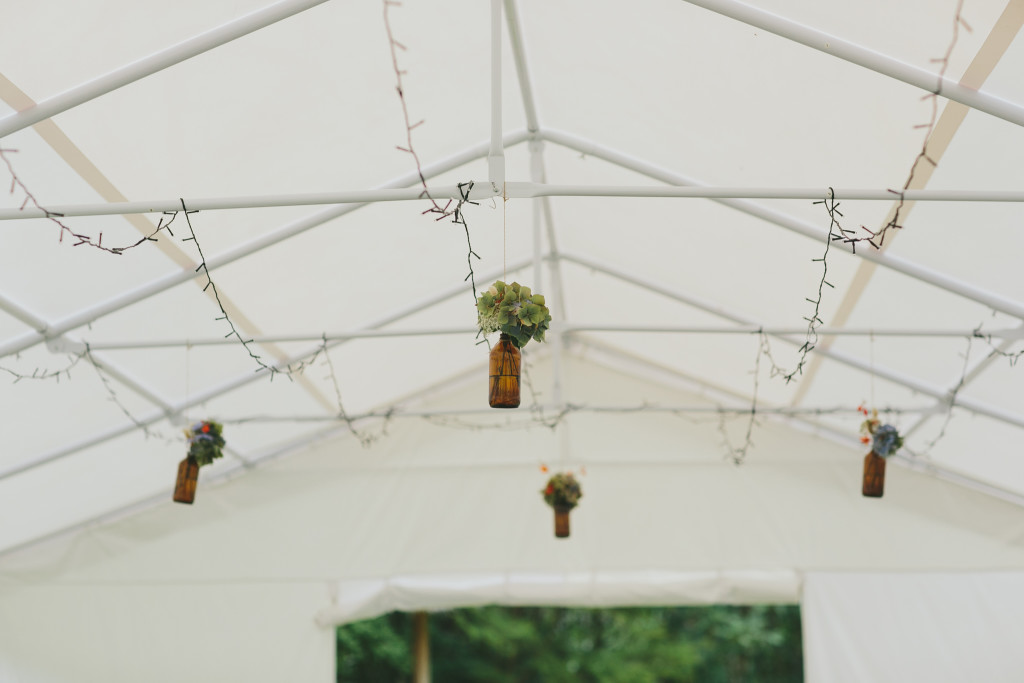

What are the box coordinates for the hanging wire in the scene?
[185,340,191,426]
[869,329,876,410]
[503,182,508,283]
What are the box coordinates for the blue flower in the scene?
[872,424,901,457]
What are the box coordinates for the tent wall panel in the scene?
[0,582,332,683]
[802,572,1024,683]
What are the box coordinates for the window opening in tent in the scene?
[335,605,803,682]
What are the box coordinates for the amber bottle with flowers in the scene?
[541,469,583,538]
[173,420,226,504]
[858,406,903,498]
[476,280,551,408]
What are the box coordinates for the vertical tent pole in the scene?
[488,0,505,189]
[530,143,544,300]
[413,611,431,683]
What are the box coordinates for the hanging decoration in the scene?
[541,470,582,538]
[859,406,903,498]
[477,281,551,408]
[173,420,226,505]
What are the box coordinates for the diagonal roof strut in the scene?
[0,0,330,139]
[789,0,1024,405]
[678,0,1024,128]
[541,128,1024,323]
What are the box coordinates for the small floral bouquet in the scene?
[186,420,226,466]
[542,471,583,510]
[858,406,903,458]
[476,280,551,348]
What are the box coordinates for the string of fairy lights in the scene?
[0,0,1019,475]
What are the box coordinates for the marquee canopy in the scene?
[2,0,1024,680]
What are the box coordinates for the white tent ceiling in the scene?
[2,0,1024,678]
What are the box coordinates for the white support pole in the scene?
[561,251,1024,431]
[678,0,1024,129]
[499,185,1024,202]
[503,0,540,133]
[566,324,1014,339]
[488,0,506,189]
[0,130,530,360]
[0,185,503,221]
[542,129,1024,323]
[0,258,532,482]
[6,184,1024,221]
[86,328,476,350]
[529,144,545,299]
[0,0,330,139]
[179,403,945,423]
[80,324,1021,352]
[901,322,1024,440]
[0,291,48,331]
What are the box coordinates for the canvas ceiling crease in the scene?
[2,0,1024,681]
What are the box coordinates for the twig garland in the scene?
[84,344,173,443]
[0,349,86,384]
[791,2,971,381]
[318,333,387,447]
[972,325,1024,367]
[0,147,176,254]
[178,200,330,381]
[922,334,974,451]
[381,0,482,311]
[776,189,842,384]
[717,332,767,464]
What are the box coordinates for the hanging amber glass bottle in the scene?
[862,451,886,498]
[489,334,521,408]
[554,506,571,538]
[174,457,200,504]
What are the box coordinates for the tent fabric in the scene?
[5,358,1024,679]
[0,583,333,683]
[2,0,1024,678]
[1,0,1024,551]
[802,572,1024,683]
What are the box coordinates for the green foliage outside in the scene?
[337,605,802,682]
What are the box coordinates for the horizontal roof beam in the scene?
[214,403,942,423]
[7,184,1024,221]
[679,0,1024,129]
[76,323,1023,351]
[0,0,330,139]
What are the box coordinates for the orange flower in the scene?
[539,464,548,473]
[201,424,210,433]
[579,466,587,476]
[860,436,870,444]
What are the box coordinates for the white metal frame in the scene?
[2,0,1024,556]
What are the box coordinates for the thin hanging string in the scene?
[869,330,876,410]
[185,341,191,426]
[502,183,507,282]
